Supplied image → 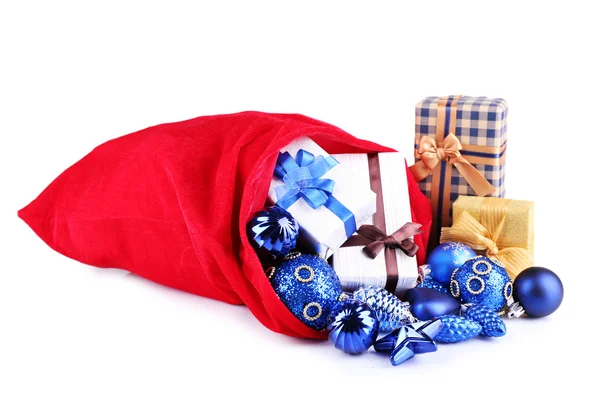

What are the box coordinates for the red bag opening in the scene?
[18,111,432,339]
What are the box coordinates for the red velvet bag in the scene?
[18,111,432,339]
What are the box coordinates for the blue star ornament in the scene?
[373,319,443,366]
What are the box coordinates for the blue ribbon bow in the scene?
[273,150,357,238]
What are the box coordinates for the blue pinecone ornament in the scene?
[353,286,416,333]
[435,315,482,343]
[419,276,450,294]
[327,299,379,355]
[247,206,299,260]
[270,253,343,330]
[464,304,506,337]
[450,256,513,312]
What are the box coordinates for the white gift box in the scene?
[331,152,419,296]
[268,137,376,258]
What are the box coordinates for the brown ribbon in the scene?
[410,133,496,197]
[340,153,421,293]
[343,223,423,259]
[440,199,533,279]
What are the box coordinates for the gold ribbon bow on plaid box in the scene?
[410,95,508,248]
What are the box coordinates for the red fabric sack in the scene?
[18,111,432,339]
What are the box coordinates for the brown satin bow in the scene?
[410,133,495,197]
[349,222,423,259]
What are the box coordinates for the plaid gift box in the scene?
[410,95,507,246]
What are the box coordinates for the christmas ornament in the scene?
[511,267,563,318]
[427,242,477,284]
[404,287,461,320]
[463,304,506,337]
[418,275,450,294]
[247,206,299,260]
[373,320,442,365]
[450,256,512,312]
[435,315,482,343]
[353,286,416,333]
[269,253,343,330]
[327,299,379,355]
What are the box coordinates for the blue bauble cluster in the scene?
[327,299,379,354]
[247,206,299,260]
[270,253,343,330]
[427,242,477,284]
[450,256,512,312]
[514,267,563,318]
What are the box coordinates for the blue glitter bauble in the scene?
[427,242,477,284]
[327,299,379,355]
[270,253,343,330]
[247,206,299,260]
[435,315,482,343]
[513,267,563,318]
[464,304,506,337]
[450,256,512,312]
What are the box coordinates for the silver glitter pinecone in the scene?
[353,286,416,332]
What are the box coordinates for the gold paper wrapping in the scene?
[441,196,534,279]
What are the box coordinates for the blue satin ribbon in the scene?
[273,150,357,238]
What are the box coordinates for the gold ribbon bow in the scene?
[440,209,533,279]
[409,133,496,197]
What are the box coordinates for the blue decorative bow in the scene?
[273,150,357,238]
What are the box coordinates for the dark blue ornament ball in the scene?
[327,299,379,355]
[270,253,343,330]
[514,267,563,318]
[404,287,460,320]
[450,256,512,312]
[427,242,477,284]
[247,206,299,260]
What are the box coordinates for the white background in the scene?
[1,1,598,399]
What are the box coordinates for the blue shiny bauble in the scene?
[327,299,379,355]
[513,267,563,318]
[270,254,343,330]
[427,242,477,284]
[404,287,461,320]
[247,206,299,260]
[450,256,512,312]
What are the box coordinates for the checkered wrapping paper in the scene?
[415,96,507,223]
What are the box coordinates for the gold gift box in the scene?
[441,196,534,279]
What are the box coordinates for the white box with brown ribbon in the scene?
[331,152,421,296]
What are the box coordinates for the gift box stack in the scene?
[247,96,563,365]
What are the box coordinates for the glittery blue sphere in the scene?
[327,299,379,354]
[270,254,343,330]
[450,256,512,312]
[514,267,563,318]
[247,206,299,260]
[427,242,477,284]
